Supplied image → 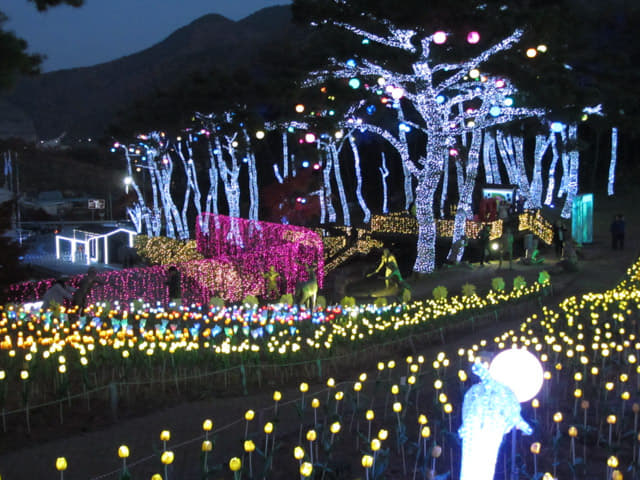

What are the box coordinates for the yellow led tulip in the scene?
[300,382,309,393]
[202,440,212,452]
[306,430,317,442]
[118,445,130,459]
[293,446,305,460]
[244,440,255,452]
[264,422,274,434]
[530,442,541,454]
[330,422,341,434]
[245,410,255,421]
[160,430,170,442]
[273,391,282,402]
[160,451,174,465]
[55,457,67,471]
[362,454,374,468]
[300,461,313,477]
[202,419,213,431]
[229,457,242,472]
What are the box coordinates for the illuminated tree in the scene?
[116,132,188,239]
[309,20,543,272]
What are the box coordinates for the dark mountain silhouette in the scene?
[0,5,306,140]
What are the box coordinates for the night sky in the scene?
[3,0,291,72]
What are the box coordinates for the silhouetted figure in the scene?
[553,221,567,258]
[611,214,625,250]
[165,266,182,304]
[478,224,491,266]
[72,267,105,313]
[498,228,514,269]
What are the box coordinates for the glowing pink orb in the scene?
[495,79,506,88]
[467,31,480,44]
[449,148,459,157]
[433,31,447,45]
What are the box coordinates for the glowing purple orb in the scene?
[433,31,447,45]
[467,31,480,44]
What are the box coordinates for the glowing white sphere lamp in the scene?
[433,31,447,45]
[526,48,538,58]
[391,87,404,100]
[255,130,265,140]
[295,104,305,113]
[304,133,316,144]
[489,348,544,402]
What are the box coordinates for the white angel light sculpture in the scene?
[459,354,540,480]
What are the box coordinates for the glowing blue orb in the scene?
[361,38,369,45]
[302,161,310,168]
[489,348,543,402]
[366,105,376,115]
[489,106,502,117]
[399,123,411,133]
[346,59,357,68]
[348,78,361,89]
[550,121,565,133]
[436,94,446,104]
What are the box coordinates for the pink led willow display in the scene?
[195,213,324,293]
[7,214,324,306]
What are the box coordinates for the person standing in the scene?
[553,221,566,258]
[478,224,491,266]
[72,267,105,313]
[610,214,626,250]
[165,266,182,305]
[498,228,514,269]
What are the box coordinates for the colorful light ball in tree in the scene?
[467,31,480,44]
[348,78,361,89]
[433,31,447,44]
